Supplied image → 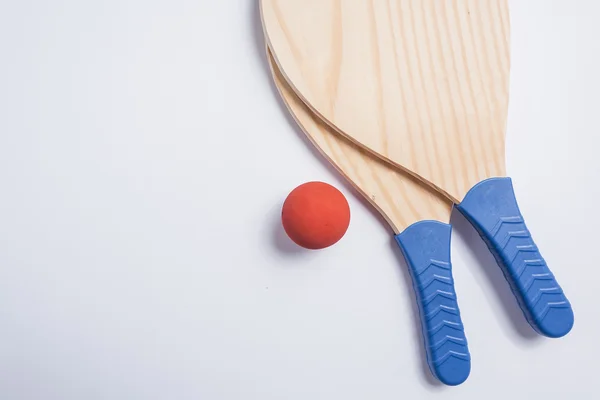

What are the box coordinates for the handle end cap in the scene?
[435,357,471,386]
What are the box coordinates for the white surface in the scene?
[0,1,598,398]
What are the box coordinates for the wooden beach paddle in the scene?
[262,0,573,338]
[268,48,470,386]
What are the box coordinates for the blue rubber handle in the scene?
[395,221,470,386]
[456,177,574,338]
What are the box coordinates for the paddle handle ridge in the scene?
[395,221,471,386]
[456,177,574,338]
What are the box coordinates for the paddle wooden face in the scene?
[262,0,510,202]
[267,49,451,234]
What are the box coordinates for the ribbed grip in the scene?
[456,177,574,338]
[395,221,470,386]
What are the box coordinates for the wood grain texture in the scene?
[267,48,451,234]
[261,0,511,202]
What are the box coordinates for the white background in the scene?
[0,1,599,399]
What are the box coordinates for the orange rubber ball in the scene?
[281,181,351,250]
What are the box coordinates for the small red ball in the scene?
[281,181,351,250]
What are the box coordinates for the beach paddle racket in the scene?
[262,0,573,338]
[268,49,470,386]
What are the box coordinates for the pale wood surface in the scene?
[268,49,451,234]
[262,0,510,202]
